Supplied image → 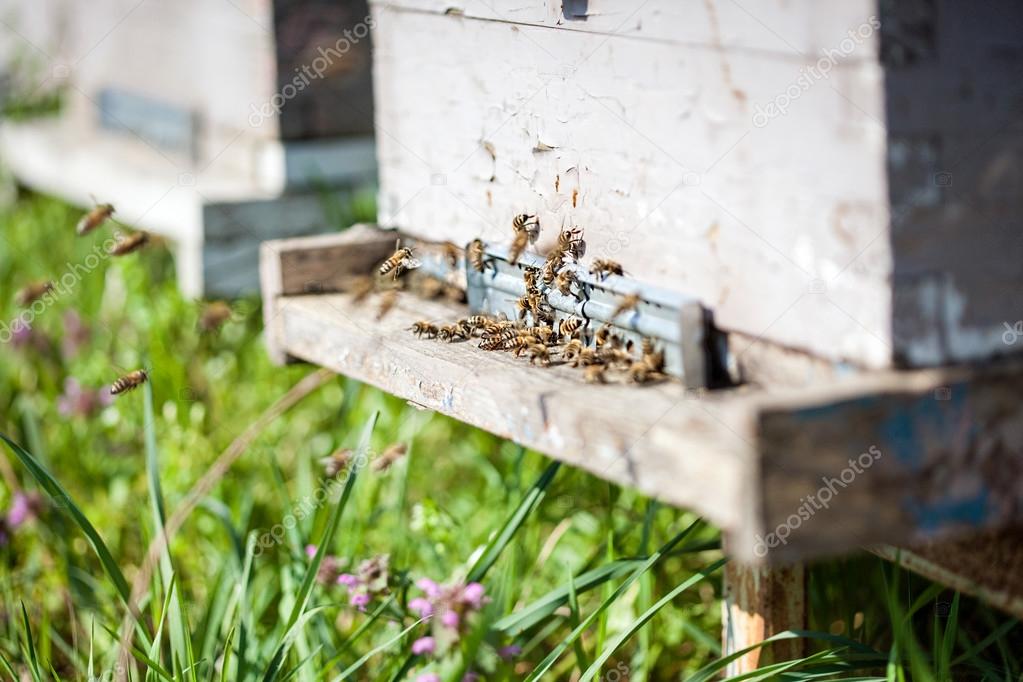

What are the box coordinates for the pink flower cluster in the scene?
[306,546,390,611]
[57,377,112,418]
[408,577,490,667]
[1,492,42,544]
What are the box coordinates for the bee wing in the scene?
[400,256,423,271]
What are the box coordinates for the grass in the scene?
[0,189,1020,680]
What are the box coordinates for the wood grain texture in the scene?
[723,557,806,674]
[370,0,892,368]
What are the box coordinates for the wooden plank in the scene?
[370,2,893,369]
[754,362,1023,562]
[372,0,880,59]
[260,230,1023,562]
[873,526,1023,620]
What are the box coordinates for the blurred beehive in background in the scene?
[0,0,376,296]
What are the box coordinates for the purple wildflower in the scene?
[461,582,486,609]
[440,610,460,629]
[61,310,90,359]
[408,597,433,618]
[415,674,441,682]
[416,577,441,599]
[7,492,41,528]
[411,636,435,655]
[350,592,371,611]
[462,673,480,682]
[57,378,111,418]
[337,573,359,588]
[498,645,522,660]
[305,544,318,558]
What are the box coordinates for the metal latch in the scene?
[465,242,713,389]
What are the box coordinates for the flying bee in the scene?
[417,276,446,299]
[554,269,577,297]
[109,231,149,256]
[610,293,641,321]
[376,289,399,320]
[557,317,584,340]
[349,276,376,304]
[584,365,607,384]
[198,301,233,332]
[15,281,55,307]
[320,448,353,477]
[527,343,550,366]
[508,229,529,265]
[541,251,563,285]
[110,369,148,396]
[372,442,408,472]
[590,259,624,278]
[441,241,461,268]
[467,239,486,273]
[512,213,540,243]
[76,200,115,236]
[378,240,420,280]
[556,227,585,259]
[409,321,439,338]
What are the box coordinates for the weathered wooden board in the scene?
[261,230,1023,563]
[370,0,893,368]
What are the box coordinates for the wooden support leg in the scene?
[722,559,806,675]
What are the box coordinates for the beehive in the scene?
[0,0,377,295]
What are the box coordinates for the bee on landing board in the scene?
[76,200,115,236]
[557,317,584,340]
[590,259,624,278]
[15,281,55,307]
[409,321,439,338]
[378,240,421,280]
[584,365,607,384]
[109,231,150,256]
[110,369,148,396]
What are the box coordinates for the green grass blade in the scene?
[332,619,425,681]
[524,518,703,681]
[20,602,43,682]
[263,412,378,681]
[567,571,590,673]
[493,559,644,634]
[580,557,726,682]
[220,626,237,682]
[468,461,560,583]
[0,432,134,610]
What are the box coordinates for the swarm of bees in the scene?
[399,212,665,385]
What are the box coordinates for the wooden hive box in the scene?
[260,0,1023,663]
[0,0,377,296]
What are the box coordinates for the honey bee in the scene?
[376,290,399,320]
[198,301,233,332]
[628,361,665,384]
[372,442,408,472]
[349,276,376,304]
[110,369,148,396]
[522,325,555,344]
[15,281,55,307]
[590,259,624,278]
[641,338,665,372]
[561,338,584,361]
[479,335,507,351]
[441,241,461,268]
[570,348,601,367]
[508,335,537,355]
[508,229,529,265]
[409,321,439,338]
[541,252,563,285]
[610,293,641,321]
[320,448,353,477]
[554,269,577,297]
[523,267,539,293]
[109,231,149,256]
[76,200,115,236]
[482,319,515,336]
[467,239,486,273]
[584,365,607,384]
[512,213,540,243]
[600,346,633,368]
[462,315,491,335]
[557,227,584,259]
[557,317,584,340]
[438,323,470,341]
[527,343,550,366]
[378,241,420,280]
[594,325,612,348]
